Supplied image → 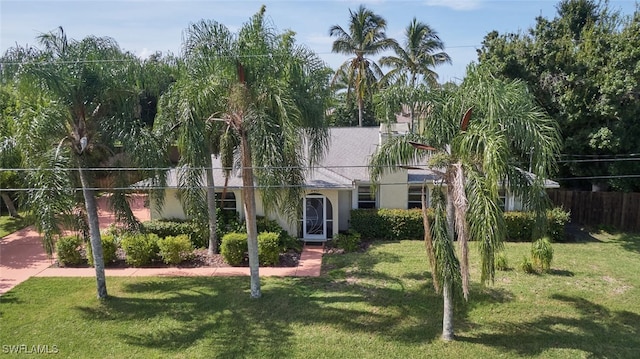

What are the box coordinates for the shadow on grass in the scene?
[72,241,517,357]
[549,269,575,277]
[617,233,640,254]
[458,294,640,357]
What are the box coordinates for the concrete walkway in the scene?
[0,195,323,296]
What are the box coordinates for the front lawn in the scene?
[1,231,639,358]
[0,214,29,238]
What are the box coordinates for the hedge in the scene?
[143,220,207,249]
[351,207,569,242]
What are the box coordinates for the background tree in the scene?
[370,63,561,340]
[10,28,166,299]
[163,6,330,298]
[477,0,640,191]
[329,5,396,127]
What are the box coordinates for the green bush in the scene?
[86,234,118,267]
[220,232,248,266]
[258,232,281,266]
[495,251,509,271]
[142,220,207,248]
[531,237,554,272]
[333,231,361,252]
[547,207,570,242]
[351,209,432,240]
[504,211,535,242]
[56,235,84,266]
[158,235,193,265]
[520,256,536,274]
[120,233,160,267]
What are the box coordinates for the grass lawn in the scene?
[0,214,29,238]
[1,231,639,358]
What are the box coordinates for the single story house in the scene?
[151,125,559,242]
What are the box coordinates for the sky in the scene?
[1,0,638,83]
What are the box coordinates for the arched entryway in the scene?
[302,194,333,241]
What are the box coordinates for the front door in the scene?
[304,195,325,240]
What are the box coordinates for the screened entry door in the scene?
[303,196,325,240]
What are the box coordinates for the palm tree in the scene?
[329,5,396,127]
[10,28,166,299]
[378,18,451,131]
[370,63,561,340]
[380,18,451,88]
[165,6,329,298]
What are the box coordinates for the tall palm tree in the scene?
[164,6,329,298]
[10,28,166,299]
[380,18,451,88]
[370,63,561,340]
[330,5,396,127]
[378,18,451,131]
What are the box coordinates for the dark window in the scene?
[216,192,236,211]
[358,185,376,209]
[408,185,427,209]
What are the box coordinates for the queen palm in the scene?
[10,28,166,299]
[370,63,561,340]
[330,5,396,127]
[164,7,329,298]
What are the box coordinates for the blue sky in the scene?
[1,0,638,83]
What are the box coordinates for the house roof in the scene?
[143,125,559,190]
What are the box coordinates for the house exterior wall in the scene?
[151,188,186,220]
[378,170,409,209]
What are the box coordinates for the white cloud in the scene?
[424,0,482,11]
[136,47,153,60]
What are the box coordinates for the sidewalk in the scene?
[0,195,323,296]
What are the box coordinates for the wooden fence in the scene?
[547,190,640,232]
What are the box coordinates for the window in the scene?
[358,185,376,209]
[498,189,507,211]
[408,185,428,209]
[216,192,236,211]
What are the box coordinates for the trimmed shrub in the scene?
[547,207,570,242]
[158,235,193,265]
[531,237,554,272]
[258,232,281,266]
[56,235,83,266]
[120,233,160,267]
[351,209,432,240]
[86,234,118,267]
[504,211,535,242]
[333,231,361,252]
[220,232,248,266]
[143,220,207,248]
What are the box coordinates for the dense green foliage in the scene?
[120,233,160,267]
[257,232,281,266]
[478,0,640,190]
[55,235,84,266]
[352,207,570,242]
[86,234,118,267]
[157,235,194,265]
[220,232,249,266]
[143,220,208,248]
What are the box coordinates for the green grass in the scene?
[1,232,639,358]
[0,213,29,238]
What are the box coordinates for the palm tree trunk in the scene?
[206,167,218,255]
[1,192,20,218]
[240,130,261,298]
[358,97,364,127]
[78,166,107,299]
[442,276,454,341]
